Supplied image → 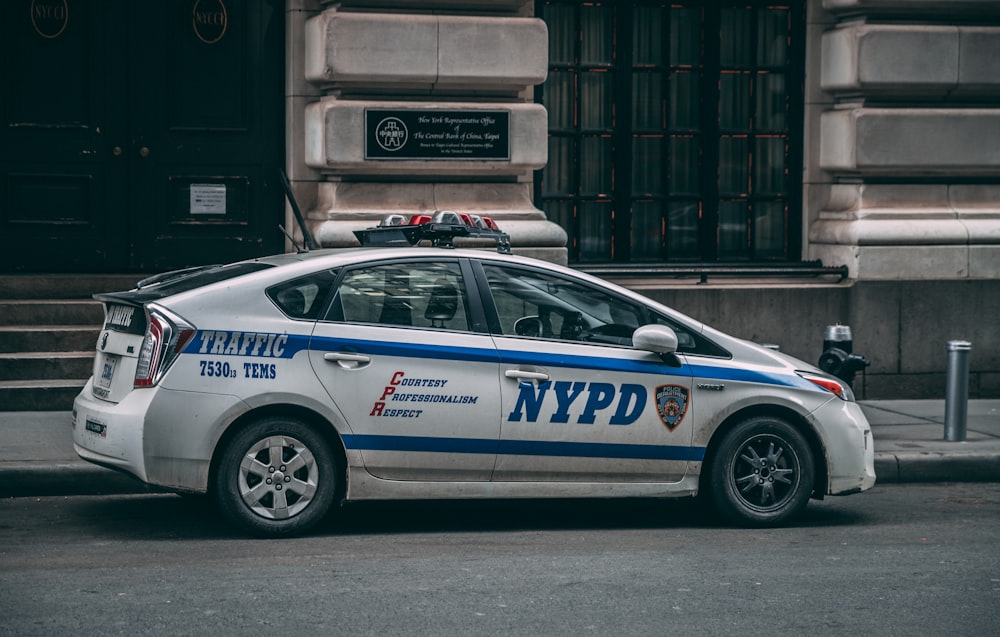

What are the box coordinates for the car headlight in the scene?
[797,371,855,402]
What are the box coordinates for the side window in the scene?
[266,269,339,320]
[483,264,643,347]
[330,261,471,332]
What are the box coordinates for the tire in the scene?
[708,416,815,527]
[214,417,337,537]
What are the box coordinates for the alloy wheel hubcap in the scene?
[237,435,319,520]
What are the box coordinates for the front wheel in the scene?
[708,416,815,527]
[214,417,338,537]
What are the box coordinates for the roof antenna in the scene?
[278,169,319,251]
[278,224,305,253]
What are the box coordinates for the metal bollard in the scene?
[944,340,972,442]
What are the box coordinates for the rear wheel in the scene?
[214,417,337,537]
[708,416,814,526]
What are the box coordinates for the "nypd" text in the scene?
[507,380,647,426]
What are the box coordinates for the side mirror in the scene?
[632,324,678,354]
[513,315,543,337]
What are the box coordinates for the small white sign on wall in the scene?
[190,184,227,214]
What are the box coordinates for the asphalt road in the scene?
[1,483,998,636]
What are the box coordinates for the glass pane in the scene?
[545,70,575,130]
[720,8,752,68]
[338,262,470,331]
[633,6,663,66]
[669,137,700,196]
[580,71,612,130]
[581,4,612,65]
[578,201,612,262]
[631,201,663,260]
[718,201,748,258]
[670,8,700,66]
[544,137,574,196]
[755,73,786,131]
[580,136,612,196]
[719,74,750,131]
[719,137,749,196]
[754,138,786,194]
[754,201,786,258]
[543,201,573,246]
[667,202,700,259]
[632,137,664,195]
[669,71,701,131]
[632,73,663,130]
[758,9,789,67]
[482,265,643,345]
[547,4,576,65]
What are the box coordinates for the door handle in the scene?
[505,369,550,382]
[324,352,371,363]
[139,146,150,159]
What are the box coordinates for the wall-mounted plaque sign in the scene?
[365,110,510,160]
[190,184,227,214]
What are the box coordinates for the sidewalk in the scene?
[0,400,998,498]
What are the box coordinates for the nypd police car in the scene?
[73,214,875,537]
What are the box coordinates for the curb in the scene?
[0,462,161,498]
[3,453,999,499]
[874,452,1000,484]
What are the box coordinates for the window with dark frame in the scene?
[535,1,805,265]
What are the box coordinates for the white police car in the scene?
[73,215,875,537]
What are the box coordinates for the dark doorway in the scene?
[0,0,285,273]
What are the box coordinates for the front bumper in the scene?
[814,398,877,495]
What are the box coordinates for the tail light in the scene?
[134,307,195,388]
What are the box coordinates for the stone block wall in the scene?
[806,0,1000,280]
[634,278,999,400]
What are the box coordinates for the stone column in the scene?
[295,1,566,263]
[809,0,1000,280]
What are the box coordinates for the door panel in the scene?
[0,0,283,273]
[130,0,284,269]
[309,260,502,481]
[480,262,696,482]
[494,338,695,482]
[0,1,129,271]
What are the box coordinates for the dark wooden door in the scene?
[0,0,284,273]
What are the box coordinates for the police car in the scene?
[73,214,875,537]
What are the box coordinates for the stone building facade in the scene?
[2,0,997,398]
[284,0,998,398]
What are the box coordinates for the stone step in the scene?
[0,275,144,412]
[0,352,96,382]
[0,326,100,354]
[0,275,142,300]
[0,300,104,326]
[0,379,87,411]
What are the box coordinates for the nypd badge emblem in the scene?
[655,384,689,431]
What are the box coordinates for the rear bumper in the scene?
[74,378,154,482]
[74,380,248,492]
